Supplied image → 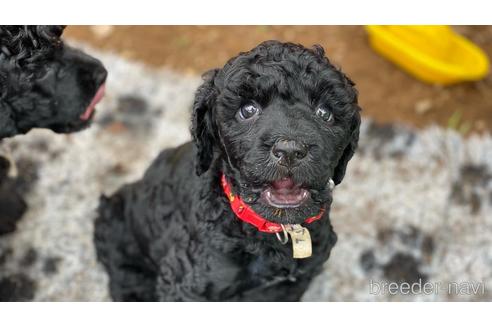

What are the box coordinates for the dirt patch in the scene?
[65,26,492,134]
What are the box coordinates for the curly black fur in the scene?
[0,25,107,139]
[95,41,361,301]
[0,25,107,235]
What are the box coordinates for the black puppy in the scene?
[0,25,107,138]
[95,41,361,301]
[0,25,107,235]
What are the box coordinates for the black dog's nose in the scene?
[93,66,108,86]
[271,140,308,166]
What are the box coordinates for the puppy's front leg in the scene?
[155,248,241,301]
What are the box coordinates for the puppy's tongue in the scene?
[272,177,295,190]
[80,83,106,121]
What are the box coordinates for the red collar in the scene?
[220,174,324,233]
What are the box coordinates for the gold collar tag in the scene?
[285,224,312,259]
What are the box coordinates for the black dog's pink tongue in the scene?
[80,83,106,121]
[272,177,295,190]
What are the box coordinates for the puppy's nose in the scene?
[93,66,108,86]
[271,139,308,166]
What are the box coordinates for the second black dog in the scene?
[0,25,107,139]
[0,25,107,235]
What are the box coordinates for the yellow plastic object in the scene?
[365,25,490,85]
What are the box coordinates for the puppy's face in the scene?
[0,26,107,138]
[192,41,361,224]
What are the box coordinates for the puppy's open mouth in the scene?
[261,177,310,208]
[80,83,106,121]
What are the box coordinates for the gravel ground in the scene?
[1,43,491,301]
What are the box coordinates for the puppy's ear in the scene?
[191,69,219,176]
[333,108,361,185]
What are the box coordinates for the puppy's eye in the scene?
[238,104,261,120]
[315,106,334,123]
